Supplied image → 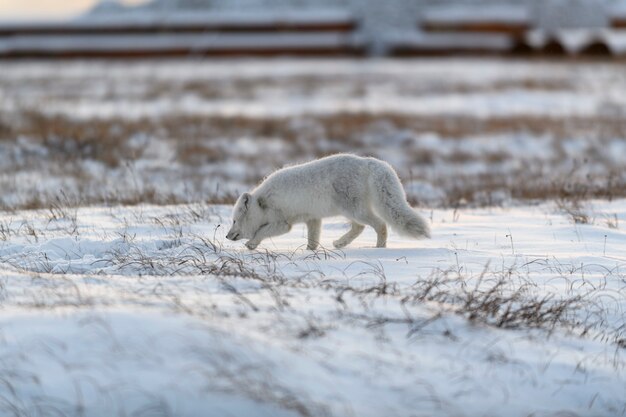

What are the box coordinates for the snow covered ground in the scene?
[1,57,625,415]
[3,59,626,120]
[0,200,624,416]
[2,58,626,209]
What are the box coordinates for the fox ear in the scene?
[242,193,251,210]
[257,196,268,210]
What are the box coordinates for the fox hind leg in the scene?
[353,211,387,248]
[331,183,388,247]
[333,222,365,249]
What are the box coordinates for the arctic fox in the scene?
[226,154,430,250]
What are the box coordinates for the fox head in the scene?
[226,192,269,241]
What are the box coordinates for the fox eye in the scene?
[233,220,236,225]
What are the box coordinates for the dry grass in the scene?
[556,198,593,225]
[138,75,574,103]
[4,213,621,347]
[605,213,619,229]
[9,243,624,346]
[176,141,224,165]
[0,206,623,416]
[15,110,626,146]
[406,266,585,331]
[12,111,145,167]
[2,109,626,210]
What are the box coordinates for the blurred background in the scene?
[1,0,626,210]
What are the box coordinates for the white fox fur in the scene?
[226,154,431,250]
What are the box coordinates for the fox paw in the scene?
[245,241,259,250]
[333,239,347,249]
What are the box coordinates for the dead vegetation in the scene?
[556,198,593,224]
[1,60,625,416]
[132,75,575,103]
[3,212,622,348]
[2,58,626,211]
[605,213,619,229]
[2,109,626,211]
[0,201,624,416]
[9,110,626,153]
[6,243,624,348]
[7,111,145,167]
[406,266,585,332]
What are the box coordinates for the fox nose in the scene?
[226,231,239,241]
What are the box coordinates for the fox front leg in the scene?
[306,219,321,250]
[245,221,292,250]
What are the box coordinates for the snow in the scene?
[0,54,625,415]
[598,29,626,53]
[1,58,625,209]
[610,0,626,18]
[15,88,601,120]
[421,5,529,25]
[553,29,600,53]
[533,0,609,30]
[2,58,622,120]
[0,9,355,29]
[0,8,358,57]
[524,28,626,55]
[0,32,359,54]
[386,31,514,52]
[0,200,624,416]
